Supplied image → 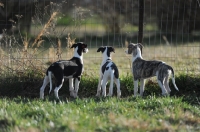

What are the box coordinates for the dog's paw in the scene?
[134,93,141,98]
[117,91,121,98]
[102,94,107,98]
[40,96,44,100]
[70,90,75,97]
[96,91,101,97]
[73,94,78,99]
[162,93,170,97]
[71,91,78,98]
[107,93,112,97]
[70,90,78,98]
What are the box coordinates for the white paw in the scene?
[70,90,78,98]
[107,93,112,97]
[40,91,44,99]
[134,93,141,97]
[102,93,106,97]
[96,91,101,97]
[70,90,75,97]
[162,93,170,96]
[117,91,121,98]
[73,94,78,98]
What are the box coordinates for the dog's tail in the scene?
[48,71,53,94]
[169,66,179,91]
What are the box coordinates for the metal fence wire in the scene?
[0,0,200,78]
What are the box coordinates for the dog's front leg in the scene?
[74,77,80,98]
[140,79,145,96]
[115,78,121,98]
[101,76,107,97]
[134,79,139,97]
[69,78,75,97]
[96,75,103,97]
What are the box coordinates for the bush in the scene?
[0,70,199,101]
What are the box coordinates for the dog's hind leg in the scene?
[134,79,139,97]
[96,75,103,97]
[114,78,121,97]
[140,79,145,96]
[101,75,108,97]
[69,78,75,97]
[54,78,64,100]
[108,70,114,97]
[157,78,168,96]
[164,75,171,94]
[40,76,50,99]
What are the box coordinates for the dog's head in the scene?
[97,46,115,58]
[125,43,143,56]
[71,42,89,55]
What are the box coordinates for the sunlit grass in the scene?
[1,42,199,79]
[0,96,199,131]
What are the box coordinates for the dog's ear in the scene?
[111,47,115,53]
[137,43,144,54]
[71,43,77,48]
[138,43,144,49]
[97,47,103,52]
[82,44,87,48]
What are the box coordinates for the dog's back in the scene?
[101,60,119,79]
[47,57,83,78]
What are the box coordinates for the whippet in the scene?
[96,46,121,97]
[40,42,88,100]
[125,43,179,96]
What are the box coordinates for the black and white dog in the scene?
[125,43,179,96]
[96,46,121,97]
[40,42,88,100]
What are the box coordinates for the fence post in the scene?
[138,0,144,44]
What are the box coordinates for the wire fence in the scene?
[0,0,200,79]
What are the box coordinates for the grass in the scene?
[0,96,199,132]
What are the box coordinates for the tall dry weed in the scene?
[32,11,58,48]
[56,37,62,60]
[66,33,76,59]
[124,40,132,69]
[0,2,4,7]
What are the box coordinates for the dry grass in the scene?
[82,43,200,77]
[32,12,58,48]
[0,38,199,78]
[0,2,4,7]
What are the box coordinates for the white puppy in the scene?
[96,46,121,97]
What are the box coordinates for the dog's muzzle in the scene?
[83,48,89,53]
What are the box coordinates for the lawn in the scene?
[0,96,199,132]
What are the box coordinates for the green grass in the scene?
[0,96,199,132]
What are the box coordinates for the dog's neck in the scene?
[101,51,112,65]
[73,47,83,64]
[132,47,143,62]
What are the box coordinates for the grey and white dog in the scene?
[96,46,121,97]
[40,42,88,100]
[125,43,179,96]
